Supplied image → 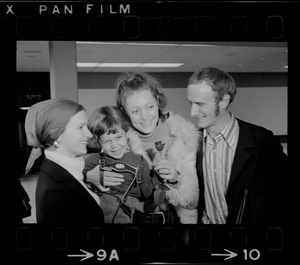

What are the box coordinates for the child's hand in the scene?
[86,165,125,187]
[103,170,125,186]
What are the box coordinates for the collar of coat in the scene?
[126,112,201,167]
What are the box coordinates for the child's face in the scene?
[100,128,128,159]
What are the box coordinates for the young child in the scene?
[83,106,164,223]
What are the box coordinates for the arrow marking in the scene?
[211,249,238,260]
[68,249,94,261]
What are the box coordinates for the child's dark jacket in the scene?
[84,150,159,199]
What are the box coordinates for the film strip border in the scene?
[1,225,299,264]
[1,1,299,264]
[0,1,299,40]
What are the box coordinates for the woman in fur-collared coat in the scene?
[86,72,200,223]
[116,72,200,223]
[119,72,201,224]
[126,111,200,224]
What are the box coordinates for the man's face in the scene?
[187,81,222,130]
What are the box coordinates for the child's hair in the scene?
[87,106,130,151]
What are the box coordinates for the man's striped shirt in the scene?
[202,114,239,224]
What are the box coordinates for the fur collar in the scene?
[166,112,200,152]
[127,112,200,167]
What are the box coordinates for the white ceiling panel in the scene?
[152,45,225,60]
[101,44,176,64]
[76,43,122,63]
[17,41,288,73]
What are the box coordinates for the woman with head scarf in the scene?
[25,98,104,225]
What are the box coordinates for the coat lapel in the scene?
[42,159,100,209]
[64,176,100,208]
[228,119,256,189]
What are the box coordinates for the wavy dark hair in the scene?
[116,72,169,122]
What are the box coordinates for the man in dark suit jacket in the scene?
[187,67,290,225]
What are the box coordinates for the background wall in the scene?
[16,71,287,172]
[78,72,287,136]
[229,86,287,135]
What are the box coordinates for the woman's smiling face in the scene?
[56,110,92,158]
[125,89,159,134]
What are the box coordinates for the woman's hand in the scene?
[154,159,178,183]
[86,165,124,191]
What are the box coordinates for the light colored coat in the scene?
[127,112,201,224]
